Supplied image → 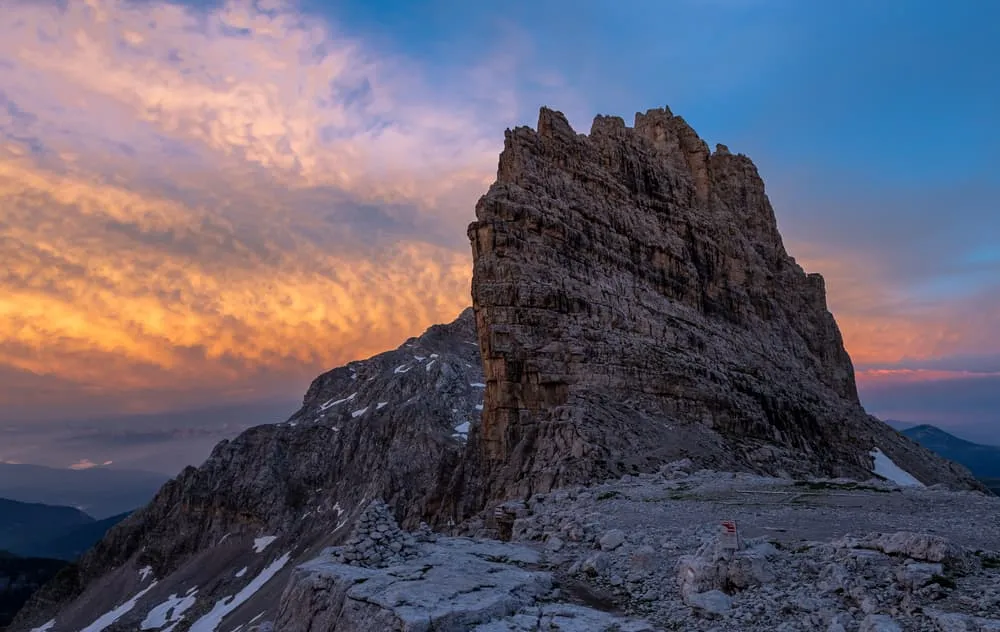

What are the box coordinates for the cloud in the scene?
[774,169,1000,370]
[0,0,556,417]
[0,0,995,432]
[69,459,102,470]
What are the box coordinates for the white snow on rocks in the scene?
[351,407,368,418]
[138,565,154,582]
[475,404,484,411]
[253,536,277,553]
[79,581,158,632]
[188,553,291,632]
[235,567,247,578]
[453,421,471,439]
[870,448,925,487]
[319,393,356,411]
[393,364,411,374]
[426,359,436,371]
[414,355,426,361]
[29,620,55,632]
[140,587,198,630]
[470,382,486,388]
[376,401,388,409]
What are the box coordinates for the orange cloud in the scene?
[2,0,990,420]
[791,243,1000,371]
[0,0,518,416]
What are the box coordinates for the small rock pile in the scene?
[335,500,419,568]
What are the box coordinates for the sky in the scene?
[1,0,998,470]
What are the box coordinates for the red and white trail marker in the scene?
[720,520,741,550]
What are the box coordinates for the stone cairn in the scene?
[336,500,419,568]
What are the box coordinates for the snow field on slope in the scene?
[871,448,925,487]
[187,553,291,632]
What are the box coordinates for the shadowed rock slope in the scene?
[467,106,979,502]
[11,310,485,632]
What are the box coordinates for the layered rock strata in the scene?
[468,106,979,501]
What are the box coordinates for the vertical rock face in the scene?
[468,106,975,500]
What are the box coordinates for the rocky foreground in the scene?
[271,463,1000,632]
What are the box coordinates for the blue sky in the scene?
[0,0,997,466]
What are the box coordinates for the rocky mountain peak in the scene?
[470,105,977,503]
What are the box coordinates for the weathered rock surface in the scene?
[468,106,980,501]
[472,467,1000,631]
[276,534,653,632]
[11,312,484,632]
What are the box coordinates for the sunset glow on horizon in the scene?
[2,0,997,442]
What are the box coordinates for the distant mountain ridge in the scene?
[899,424,1000,493]
[0,499,92,558]
[0,498,130,561]
[0,463,166,519]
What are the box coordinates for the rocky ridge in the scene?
[11,311,485,632]
[468,106,978,503]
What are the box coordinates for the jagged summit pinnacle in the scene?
[471,102,979,502]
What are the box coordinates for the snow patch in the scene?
[332,502,349,531]
[393,364,411,374]
[470,382,486,388]
[426,359,436,371]
[30,620,55,632]
[319,393,357,411]
[253,535,277,553]
[452,421,471,440]
[138,565,154,582]
[870,448,925,487]
[414,355,426,361]
[80,581,158,632]
[235,567,248,578]
[351,407,368,418]
[475,404,484,411]
[376,401,388,410]
[140,587,198,630]
[430,353,439,359]
[188,553,290,632]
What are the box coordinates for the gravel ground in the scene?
[466,462,1000,631]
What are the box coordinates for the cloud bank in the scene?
[0,0,530,417]
[1,0,996,441]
